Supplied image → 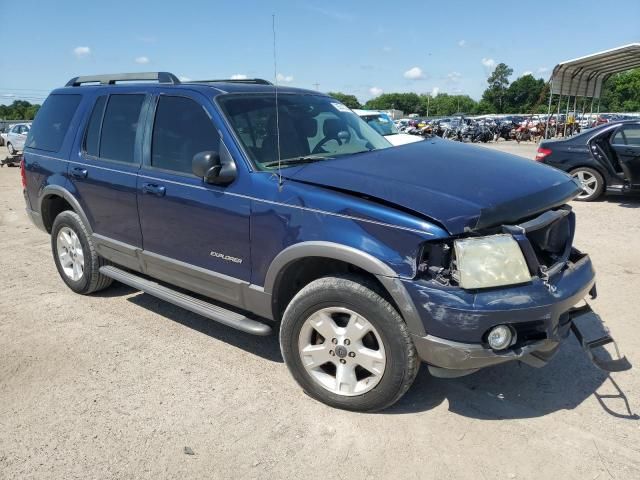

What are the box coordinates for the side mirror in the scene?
[192,151,236,185]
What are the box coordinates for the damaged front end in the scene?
[407,205,631,376]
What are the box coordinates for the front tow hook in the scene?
[569,304,632,372]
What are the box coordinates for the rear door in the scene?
[68,92,148,250]
[610,123,640,188]
[137,91,251,305]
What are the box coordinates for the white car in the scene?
[5,123,31,155]
[354,110,423,146]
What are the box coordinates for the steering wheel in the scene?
[312,130,351,154]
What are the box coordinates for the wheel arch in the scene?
[40,185,93,234]
[264,241,426,336]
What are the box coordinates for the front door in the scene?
[611,123,640,188]
[137,91,251,306]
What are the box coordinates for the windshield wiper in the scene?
[262,156,330,168]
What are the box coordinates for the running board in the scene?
[99,265,272,336]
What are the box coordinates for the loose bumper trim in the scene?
[413,303,630,376]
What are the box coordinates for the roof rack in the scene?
[65,72,181,87]
[190,78,273,86]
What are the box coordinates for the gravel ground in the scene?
[1,143,639,480]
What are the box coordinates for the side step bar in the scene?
[99,265,272,336]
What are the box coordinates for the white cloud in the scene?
[1,93,16,98]
[179,76,192,82]
[522,70,533,76]
[230,74,248,80]
[382,46,392,52]
[73,46,91,58]
[369,87,383,97]
[403,66,424,80]
[135,56,150,64]
[458,40,466,47]
[431,87,440,97]
[481,57,496,68]
[276,73,294,83]
[537,66,549,74]
[447,71,462,82]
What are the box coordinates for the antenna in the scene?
[272,14,283,190]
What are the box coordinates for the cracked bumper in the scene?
[405,253,598,375]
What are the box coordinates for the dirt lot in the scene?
[1,142,639,480]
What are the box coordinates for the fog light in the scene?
[487,325,513,350]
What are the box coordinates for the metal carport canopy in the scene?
[550,43,640,99]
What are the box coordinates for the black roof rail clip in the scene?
[65,72,181,87]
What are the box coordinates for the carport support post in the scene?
[556,94,563,138]
[563,95,571,137]
[571,95,578,135]
[544,81,554,139]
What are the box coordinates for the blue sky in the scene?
[1,0,639,106]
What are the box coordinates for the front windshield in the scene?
[361,113,399,136]
[217,93,391,170]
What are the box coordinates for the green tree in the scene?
[599,68,640,112]
[327,92,362,109]
[0,100,41,120]
[481,63,513,113]
[422,93,477,116]
[505,74,546,113]
[364,93,422,115]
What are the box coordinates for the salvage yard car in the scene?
[536,120,640,201]
[354,109,423,146]
[21,72,629,412]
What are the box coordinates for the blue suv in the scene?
[22,72,628,411]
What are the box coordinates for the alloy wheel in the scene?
[572,170,599,199]
[298,307,386,396]
[56,227,85,281]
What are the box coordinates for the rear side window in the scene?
[26,94,81,152]
[151,96,219,174]
[84,96,107,157]
[612,125,640,146]
[100,94,145,163]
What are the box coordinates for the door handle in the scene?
[142,183,166,197]
[70,167,88,179]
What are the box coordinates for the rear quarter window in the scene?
[26,94,81,152]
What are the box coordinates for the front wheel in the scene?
[280,275,419,412]
[570,167,604,201]
[7,142,15,155]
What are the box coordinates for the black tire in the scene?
[7,142,15,155]
[570,167,605,202]
[280,275,419,412]
[51,210,113,294]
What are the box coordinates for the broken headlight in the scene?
[453,234,531,289]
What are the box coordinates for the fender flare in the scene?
[39,184,93,234]
[263,241,426,336]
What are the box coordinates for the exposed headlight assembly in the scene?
[453,234,531,289]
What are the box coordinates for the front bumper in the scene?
[405,252,602,374]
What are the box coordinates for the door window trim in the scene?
[141,92,223,179]
[80,92,150,167]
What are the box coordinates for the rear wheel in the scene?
[51,211,113,294]
[7,142,15,155]
[280,275,419,412]
[570,167,604,201]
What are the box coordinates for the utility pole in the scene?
[312,82,320,91]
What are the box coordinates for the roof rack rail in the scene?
[65,72,181,87]
[190,78,273,86]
